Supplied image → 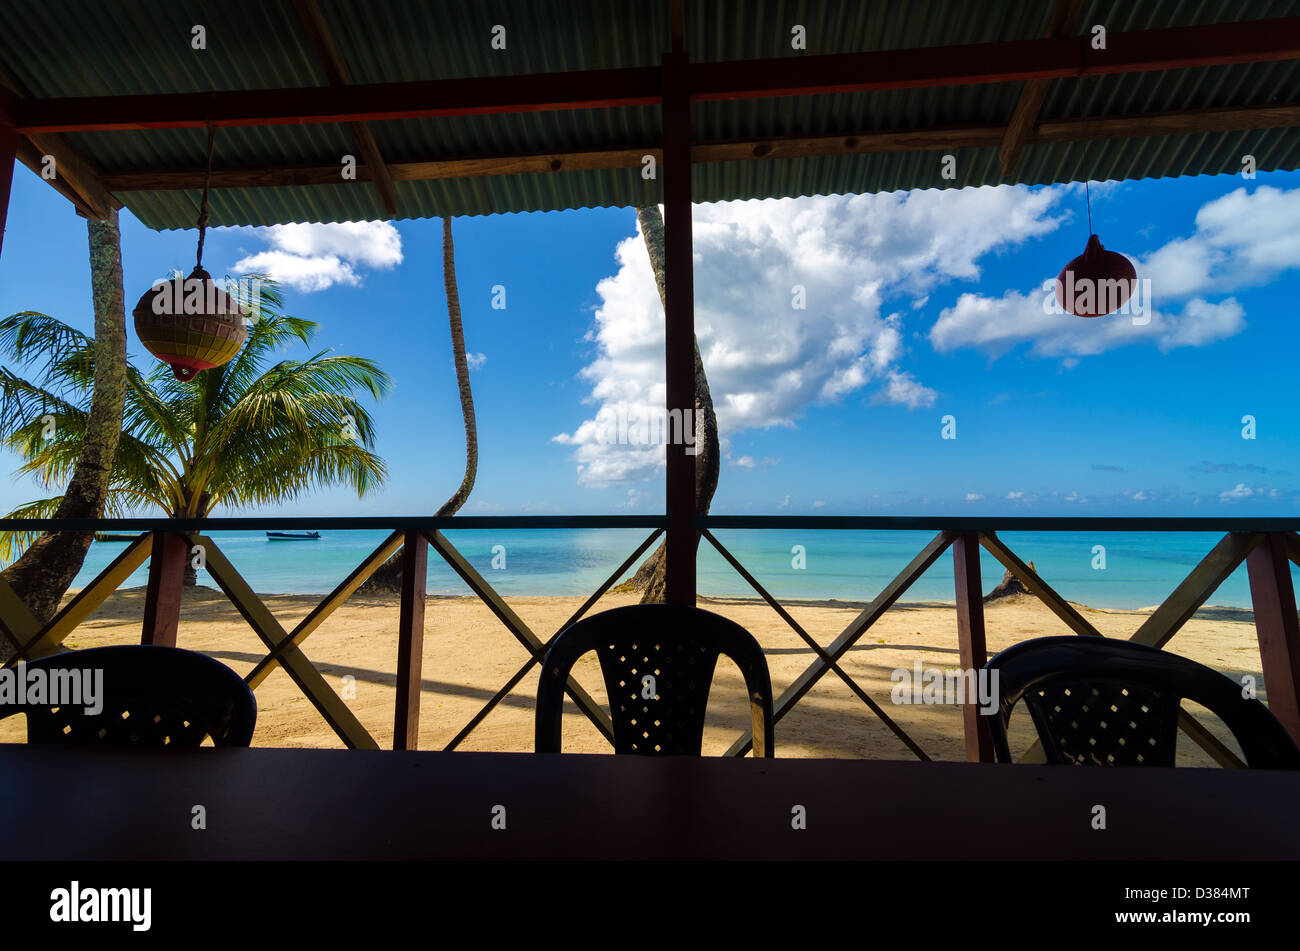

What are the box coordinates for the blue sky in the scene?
[0,163,1296,518]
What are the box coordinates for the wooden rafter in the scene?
[291,0,399,217]
[0,73,116,220]
[14,18,1300,134]
[98,104,1300,194]
[999,0,1086,177]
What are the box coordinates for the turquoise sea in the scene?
[70,528,1285,610]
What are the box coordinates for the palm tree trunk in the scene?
[624,205,720,603]
[0,210,128,657]
[362,216,476,592]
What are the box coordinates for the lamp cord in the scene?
[195,120,215,270]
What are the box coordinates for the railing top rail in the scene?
[0,514,1296,532]
[702,516,1300,532]
[0,516,670,532]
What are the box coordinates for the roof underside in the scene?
[1,0,1298,228]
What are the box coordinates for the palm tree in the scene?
[0,210,127,655]
[622,205,720,602]
[362,216,476,592]
[0,277,390,584]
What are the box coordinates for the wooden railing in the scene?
[1,515,1297,762]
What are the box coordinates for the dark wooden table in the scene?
[2,746,1297,860]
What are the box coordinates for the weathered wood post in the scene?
[393,529,429,749]
[140,532,189,646]
[954,532,994,761]
[1246,532,1300,742]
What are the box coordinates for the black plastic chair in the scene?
[1,645,256,747]
[536,604,775,756]
[983,635,1300,769]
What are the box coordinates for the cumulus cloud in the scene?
[556,186,1063,486]
[927,184,1300,362]
[929,289,1244,358]
[231,221,403,292]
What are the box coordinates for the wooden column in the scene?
[953,532,994,762]
[0,90,17,263]
[1246,532,1300,743]
[393,530,428,750]
[140,533,188,646]
[661,49,696,606]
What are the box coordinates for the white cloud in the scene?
[926,185,1300,362]
[964,492,983,501]
[733,455,756,469]
[231,221,403,292]
[1219,483,1255,500]
[465,352,487,370]
[930,290,1244,358]
[812,500,826,508]
[556,186,1064,486]
[1005,491,1024,500]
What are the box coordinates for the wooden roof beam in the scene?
[291,0,398,217]
[999,0,1086,177]
[0,73,115,219]
[15,17,1300,134]
[98,103,1300,193]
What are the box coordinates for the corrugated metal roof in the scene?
[1,0,1297,228]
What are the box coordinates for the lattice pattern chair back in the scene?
[1,645,256,747]
[983,636,1300,769]
[536,605,775,756]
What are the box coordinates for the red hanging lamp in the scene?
[1054,181,1137,318]
[132,122,248,380]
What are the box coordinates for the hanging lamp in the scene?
[1054,180,1137,318]
[132,122,248,380]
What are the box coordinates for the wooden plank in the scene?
[1285,532,1300,568]
[96,103,1300,193]
[19,18,1300,132]
[425,529,615,743]
[702,529,929,760]
[0,575,40,660]
[292,0,398,216]
[245,529,402,688]
[998,0,1085,176]
[393,531,428,750]
[1246,533,1300,743]
[139,532,188,647]
[198,537,378,750]
[1130,532,1260,649]
[443,528,663,751]
[662,50,696,607]
[725,531,955,757]
[13,532,152,661]
[953,533,994,762]
[979,532,1101,638]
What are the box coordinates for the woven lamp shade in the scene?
[133,266,248,380]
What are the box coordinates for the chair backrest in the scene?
[983,636,1300,769]
[536,604,775,756]
[1,645,257,747]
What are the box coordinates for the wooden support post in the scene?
[1246,532,1300,743]
[140,532,188,647]
[0,89,17,262]
[953,532,993,762]
[662,49,696,607]
[393,530,428,750]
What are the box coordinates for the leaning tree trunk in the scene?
[623,205,720,603]
[0,210,128,659]
[361,217,476,592]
